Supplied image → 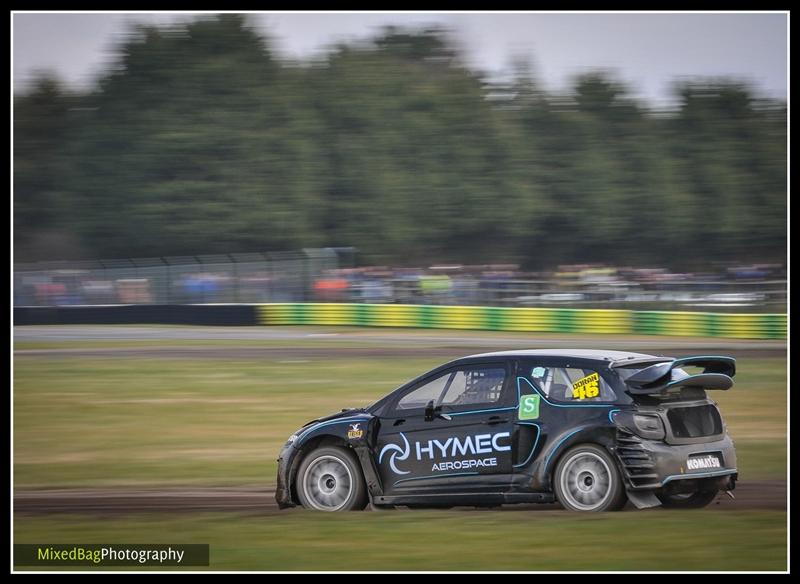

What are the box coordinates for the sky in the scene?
[12,11,789,107]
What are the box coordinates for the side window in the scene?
[440,367,506,409]
[397,372,451,410]
[395,365,508,412]
[528,365,616,402]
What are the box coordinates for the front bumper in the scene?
[615,430,737,491]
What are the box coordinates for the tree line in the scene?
[14,14,787,269]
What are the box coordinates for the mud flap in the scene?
[352,443,383,499]
[351,417,384,503]
[626,488,662,509]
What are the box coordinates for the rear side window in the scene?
[528,365,616,402]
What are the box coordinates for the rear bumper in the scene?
[615,430,737,491]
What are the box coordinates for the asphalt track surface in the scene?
[14,325,787,360]
[14,481,786,514]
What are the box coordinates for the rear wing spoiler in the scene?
[617,356,736,395]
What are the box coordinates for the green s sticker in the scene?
[518,394,540,420]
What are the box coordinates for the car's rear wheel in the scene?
[296,446,368,511]
[657,488,719,508]
[554,444,627,512]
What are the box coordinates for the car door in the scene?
[375,361,516,495]
[512,358,620,482]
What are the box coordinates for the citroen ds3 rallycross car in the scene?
[276,350,738,512]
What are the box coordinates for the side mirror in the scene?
[424,400,435,422]
[425,400,452,422]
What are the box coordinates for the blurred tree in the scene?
[12,17,787,268]
[667,81,787,263]
[13,75,82,259]
[305,27,525,265]
[66,14,326,257]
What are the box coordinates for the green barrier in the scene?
[257,303,786,340]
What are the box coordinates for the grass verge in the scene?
[14,509,787,571]
[14,352,786,487]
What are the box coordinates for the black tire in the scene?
[295,446,368,512]
[553,444,627,512]
[657,489,719,509]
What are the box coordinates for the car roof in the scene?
[461,348,667,364]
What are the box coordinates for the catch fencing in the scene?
[14,249,341,307]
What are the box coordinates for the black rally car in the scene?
[276,349,738,512]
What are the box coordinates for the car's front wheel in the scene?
[656,489,719,508]
[554,444,627,512]
[296,446,368,511]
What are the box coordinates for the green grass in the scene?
[14,349,786,488]
[14,509,787,571]
[13,336,788,571]
[14,355,441,487]
[713,358,787,479]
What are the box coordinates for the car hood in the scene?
[300,407,368,429]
